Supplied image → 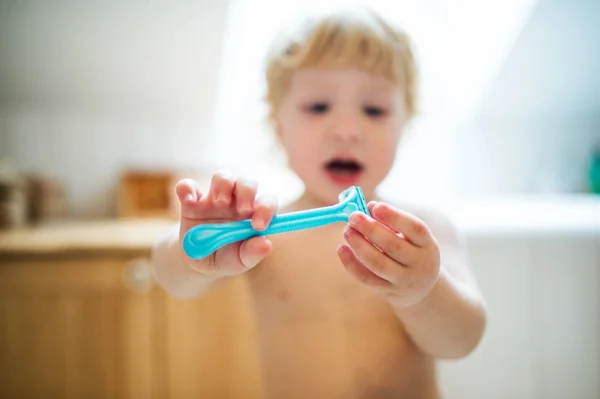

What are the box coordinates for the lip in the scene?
[323,154,364,186]
[325,170,363,186]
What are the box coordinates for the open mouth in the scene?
[324,158,364,185]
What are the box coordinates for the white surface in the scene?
[439,234,600,399]
[443,195,600,237]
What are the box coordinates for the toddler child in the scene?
[153,6,487,398]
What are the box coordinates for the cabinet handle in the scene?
[122,258,155,294]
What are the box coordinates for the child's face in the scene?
[275,68,406,205]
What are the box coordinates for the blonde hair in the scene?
[264,6,419,123]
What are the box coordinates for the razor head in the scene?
[339,186,370,216]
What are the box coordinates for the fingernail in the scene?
[343,225,352,237]
[185,193,196,202]
[254,220,265,230]
[373,203,384,215]
[349,212,361,226]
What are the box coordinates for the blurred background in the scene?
[0,0,598,398]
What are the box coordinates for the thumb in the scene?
[239,236,273,270]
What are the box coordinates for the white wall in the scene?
[456,115,600,195]
[454,0,600,196]
[0,1,229,217]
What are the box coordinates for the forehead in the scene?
[289,68,398,94]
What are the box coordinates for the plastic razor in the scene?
[182,185,370,260]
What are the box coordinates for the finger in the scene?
[175,178,200,203]
[343,225,404,283]
[348,211,417,266]
[209,170,236,206]
[238,236,273,270]
[367,201,377,215]
[370,202,433,247]
[251,194,279,231]
[337,244,392,289]
[233,176,258,216]
[175,179,204,219]
[209,235,271,275]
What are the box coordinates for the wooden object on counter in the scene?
[0,172,28,229]
[117,171,178,219]
[26,174,68,225]
[0,220,264,399]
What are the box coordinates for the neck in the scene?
[289,186,380,212]
[292,192,331,211]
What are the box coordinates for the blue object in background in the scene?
[589,146,600,194]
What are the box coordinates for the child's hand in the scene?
[174,171,278,278]
[338,201,441,308]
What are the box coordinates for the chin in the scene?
[302,184,339,207]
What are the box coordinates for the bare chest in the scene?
[248,223,374,310]
[244,226,437,398]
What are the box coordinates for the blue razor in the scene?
[182,186,370,260]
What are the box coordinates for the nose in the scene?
[328,108,363,143]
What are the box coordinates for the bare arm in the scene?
[338,202,487,359]
[152,224,221,299]
[392,212,487,359]
[151,172,278,300]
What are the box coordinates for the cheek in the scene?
[374,145,397,168]
[280,128,321,170]
[290,140,319,166]
[369,132,400,171]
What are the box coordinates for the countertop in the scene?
[0,219,176,255]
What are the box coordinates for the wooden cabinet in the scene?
[161,276,263,399]
[0,254,160,399]
[0,221,263,399]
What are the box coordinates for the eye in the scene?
[364,106,386,117]
[307,103,329,114]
